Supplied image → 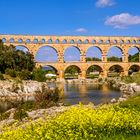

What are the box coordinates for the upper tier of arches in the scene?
[1,35,140,45]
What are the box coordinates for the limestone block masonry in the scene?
[0,34,140,79]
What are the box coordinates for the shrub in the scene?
[0,112,10,121]
[34,86,63,108]
[32,68,46,82]
[13,109,28,121]
[16,70,32,80]
[0,73,4,80]
[1,105,140,139]
[5,69,16,77]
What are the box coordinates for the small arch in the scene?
[132,40,136,44]
[128,46,139,62]
[55,39,59,44]
[84,39,89,44]
[126,40,131,44]
[62,39,67,44]
[108,65,124,77]
[40,39,45,43]
[64,65,81,79]
[26,39,31,43]
[107,46,123,62]
[86,65,103,79]
[47,39,53,44]
[92,40,96,44]
[106,40,110,44]
[18,38,23,43]
[70,39,75,44]
[98,40,103,44]
[33,39,38,44]
[120,40,124,44]
[64,46,81,62]
[2,38,6,43]
[113,40,117,44]
[10,38,14,43]
[77,39,82,44]
[128,65,140,75]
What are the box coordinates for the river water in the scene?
[52,83,122,105]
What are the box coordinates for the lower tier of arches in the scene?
[36,62,140,79]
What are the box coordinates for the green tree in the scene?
[0,40,35,73]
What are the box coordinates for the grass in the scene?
[119,93,140,111]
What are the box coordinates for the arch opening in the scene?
[108,65,124,77]
[86,46,102,61]
[42,65,58,79]
[128,65,140,75]
[64,65,81,79]
[128,46,139,62]
[16,45,29,53]
[10,38,14,43]
[86,65,103,79]
[35,46,58,62]
[107,46,123,62]
[64,46,80,62]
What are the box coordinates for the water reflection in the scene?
[63,83,122,105]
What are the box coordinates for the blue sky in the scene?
[1,0,140,62]
[0,0,140,36]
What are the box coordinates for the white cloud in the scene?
[96,0,115,8]
[75,28,88,33]
[105,13,140,29]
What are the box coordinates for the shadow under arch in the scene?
[64,46,81,62]
[35,45,58,62]
[128,46,140,62]
[64,65,82,79]
[86,65,103,79]
[107,46,123,62]
[128,65,140,75]
[108,65,124,77]
[86,46,102,62]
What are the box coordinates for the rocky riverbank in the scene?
[0,80,53,101]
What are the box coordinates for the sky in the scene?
[1,0,140,62]
[0,0,140,36]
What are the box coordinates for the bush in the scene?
[16,70,32,80]
[5,68,16,77]
[1,105,140,139]
[0,112,10,121]
[13,109,28,121]
[0,73,4,80]
[34,86,63,108]
[32,68,46,82]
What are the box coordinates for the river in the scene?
[50,83,122,105]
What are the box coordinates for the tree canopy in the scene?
[0,40,35,73]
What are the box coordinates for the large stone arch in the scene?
[86,65,103,78]
[42,65,59,75]
[35,45,58,62]
[108,64,124,77]
[15,45,29,52]
[86,46,103,62]
[128,64,140,75]
[128,46,140,62]
[64,65,82,79]
[64,46,81,62]
[107,46,124,62]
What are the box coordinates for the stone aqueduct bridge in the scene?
[0,34,140,79]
